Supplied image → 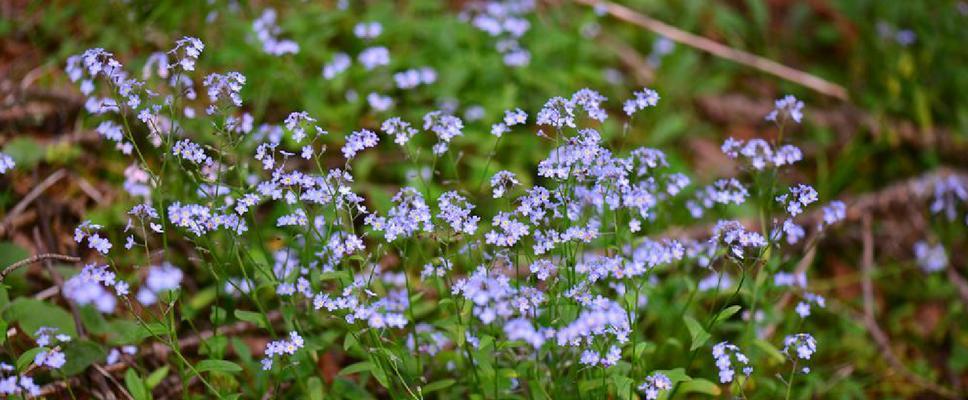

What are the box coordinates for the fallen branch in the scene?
[0,253,81,281]
[573,0,848,99]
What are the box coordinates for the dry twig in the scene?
[0,253,80,281]
[573,0,848,99]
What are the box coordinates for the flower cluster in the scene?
[203,72,246,107]
[0,364,40,397]
[776,184,819,217]
[137,263,185,305]
[261,331,305,370]
[710,220,767,259]
[913,241,948,273]
[322,52,352,79]
[32,327,71,369]
[381,117,418,146]
[359,46,391,70]
[393,67,436,89]
[783,333,818,361]
[54,33,858,398]
[765,95,805,124]
[623,87,659,116]
[74,220,113,255]
[462,0,534,67]
[354,22,383,39]
[712,341,752,383]
[490,108,528,137]
[721,138,802,170]
[342,129,380,160]
[168,202,247,236]
[638,373,672,400]
[63,264,127,313]
[253,8,299,55]
[437,191,480,235]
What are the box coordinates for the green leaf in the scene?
[0,242,29,271]
[683,315,711,351]
[196,359,242,374]
[17,347,45,371]
[2,137,44,169]
[5,298,77,337]
[422,379,455,394]
[343,333,359,352]
[754,339,786,363]
[633,341,656,358]
[307,377,325,400]
[678,378,722,396]
[187,287,217,313]
[62,340,107,376]
[125,368,150,400]
[145,366,170,389]
[611,374,636,400]
[338,361,374,376]
[654,368,691,384]
[209,306,227,325]
[234,310,268,329]
[716,305,742,322]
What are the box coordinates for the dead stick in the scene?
[573,0,848,99]
[0,253,80,281]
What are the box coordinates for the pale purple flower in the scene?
[358,47,390,70]
[623,87,659,116]
[169,36,204,72]
[490,170,520,198]
[0,152,14,174]
[367,92,394,112]
[423,111,464,143]
[711,220,766,259]
[342,129,380,160]
[821,201,846,227]
[766,95,804,124]
[536,96,575,128]
[381,117,418,146]
[253,9,299,55]
[776,184,819,217]
[783,333,817,360]
[353,22,383,39]
[437,191,480,235]
[712,341,751,383]
[202,72,246,107]
[639,373,672,400]
[322,53,351,79]
[913,241,948,273]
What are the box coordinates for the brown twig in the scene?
[0,253,80,281]
[860,215,960,399]
[572,0,848,99]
